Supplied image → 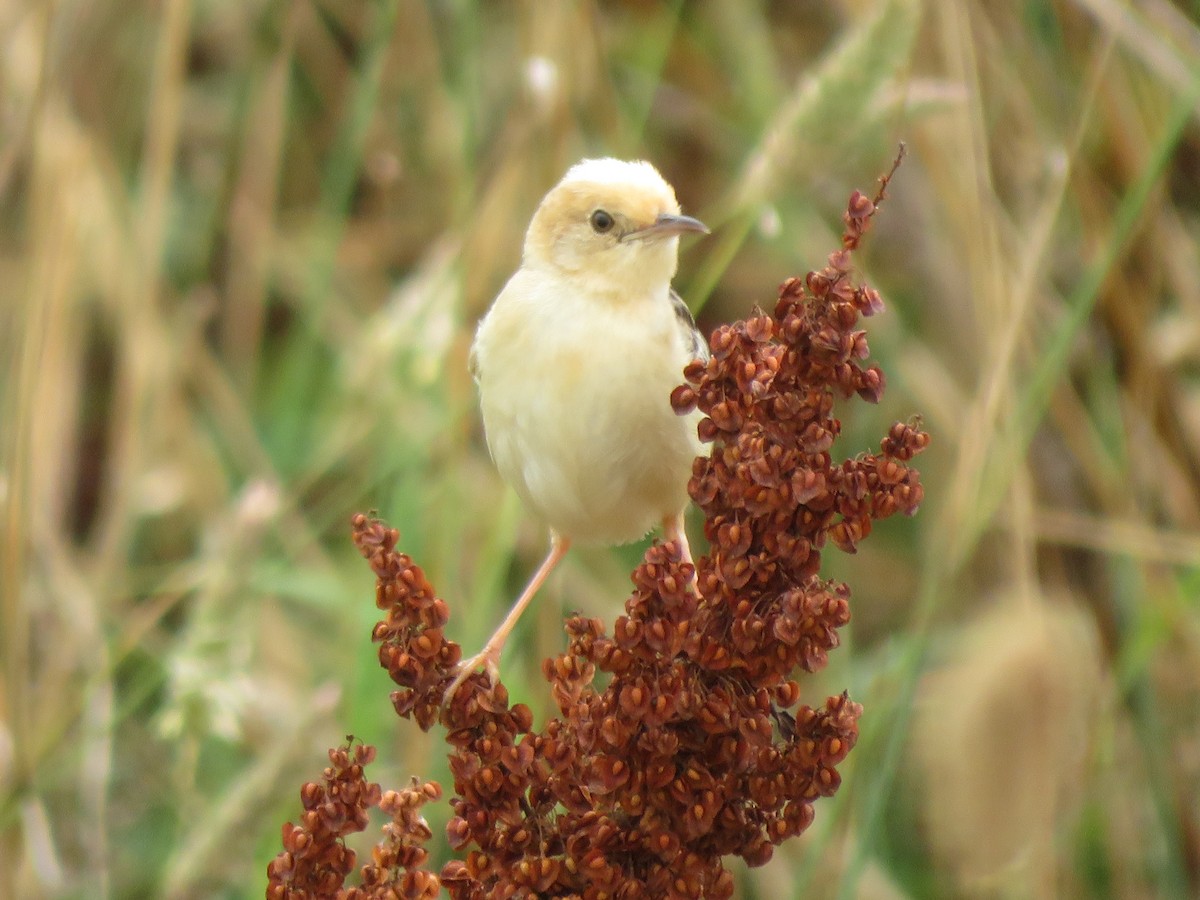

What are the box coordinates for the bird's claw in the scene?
[442,646,501,705]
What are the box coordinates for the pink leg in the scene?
[663,512,699,589]
[444,532,571,700]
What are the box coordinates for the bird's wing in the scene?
[468,340,481,384]
[670,287,710,363]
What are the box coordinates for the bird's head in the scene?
[522,158,708,298]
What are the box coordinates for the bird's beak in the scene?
[623,213,710,242]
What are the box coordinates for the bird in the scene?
[446,157,710,699]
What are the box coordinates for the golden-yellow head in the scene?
[522,158,707,297]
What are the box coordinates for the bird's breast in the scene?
[472,271,703,544]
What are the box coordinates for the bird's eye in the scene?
[590,209,615,233]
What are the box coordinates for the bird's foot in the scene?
[442,644,502,705]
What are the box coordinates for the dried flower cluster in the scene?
[267,151,927,899]
[267,740,442,899]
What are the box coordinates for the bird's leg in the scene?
[663,513,699,593]
[444,532,571,701]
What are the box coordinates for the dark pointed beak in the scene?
[623,213,709,241]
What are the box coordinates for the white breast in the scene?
[471,267,703,545]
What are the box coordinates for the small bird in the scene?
[447,157,710,698]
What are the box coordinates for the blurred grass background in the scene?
[3,0,1200,897]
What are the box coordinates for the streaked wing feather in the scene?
[467,339,481,384]
[669,287,710,362]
